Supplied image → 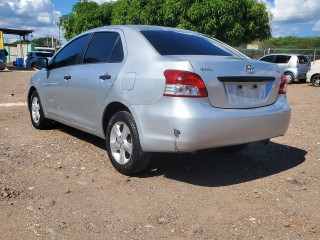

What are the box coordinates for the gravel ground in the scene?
[0,70,319,239]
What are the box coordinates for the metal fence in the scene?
[237,48,320,62]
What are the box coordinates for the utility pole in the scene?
[53,19,61,48]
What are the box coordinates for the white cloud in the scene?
[265,0,320,36]
[268,0,318,23]
[313,20,320,31]
[91,0,113,3]
[0,0,61,42]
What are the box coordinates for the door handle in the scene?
[99,74,111,80]
[64,75,71,80]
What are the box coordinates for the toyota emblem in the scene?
[246,65,255,74]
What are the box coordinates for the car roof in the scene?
[263,53,307,57]
[77,25,199,39]
[91,25,192,32]
[28,51,52,53]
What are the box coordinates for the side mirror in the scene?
[36,58,48,70]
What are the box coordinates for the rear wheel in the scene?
[285,72,294,84]
[106,111,151,175]
[311,74,320,87]
[29,91,51,129]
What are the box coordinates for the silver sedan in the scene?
[28,25,291,175]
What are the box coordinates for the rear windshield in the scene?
[141,30,235,56]
[298,55,309,64]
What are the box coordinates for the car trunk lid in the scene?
[171,56,281,109]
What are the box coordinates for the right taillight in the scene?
[278,74,287,94]
[163,70,208,98]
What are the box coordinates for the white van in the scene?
[34,47,55,55]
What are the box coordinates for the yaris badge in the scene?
[246,65,255,74]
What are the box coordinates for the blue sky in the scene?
[51,0,82,15]
[1,0,320,44]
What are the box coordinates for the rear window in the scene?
[298,55,309,64]
[260,55,274,62]
[141,30,233,56]
[275,55,291,64]
[36,52,54,58]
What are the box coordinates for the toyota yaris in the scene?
[28,25,291,175]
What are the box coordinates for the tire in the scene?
[29,91,51,129]
[218,143,249,154]
[311,74,320,87]
[284,72,294,84]
[106,111,151,175]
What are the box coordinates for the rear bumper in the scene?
[132,95,291,152]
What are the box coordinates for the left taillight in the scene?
[278,74,287,94]
[163,70,208,98]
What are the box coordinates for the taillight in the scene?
[278,74,287,94]
[163,70,208,97]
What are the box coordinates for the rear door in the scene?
[67,31,125,130]
[274,55,291,73]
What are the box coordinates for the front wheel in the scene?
[106,111,151,175]
[29,91,51,129]
[311,74,320,87]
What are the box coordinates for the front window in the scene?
[50,34,89,69]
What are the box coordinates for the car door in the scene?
[41,34,90,120]
[274,55,291,72]
[298,55,311,77]
[66,31,125,130]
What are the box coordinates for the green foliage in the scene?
[33,37,61,47]
[260,37,320,49]
[61,0,271,45]
[12,37,61,47]
[61,0,113,40]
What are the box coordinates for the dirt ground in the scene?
[0,70,319,240]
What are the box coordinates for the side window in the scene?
[275,55,291,64]
[83,32,123,64]
[260,55,274,62]
[298,55,309,64]
[51,34,89,69]
[110,38,124,63]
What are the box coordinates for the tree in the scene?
[61,0,271,46]
[60,0,114,40]
[12,37,61,47]
[112,0,271,46]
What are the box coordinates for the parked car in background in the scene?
[0,59,6,70]
[25,51,54,68]
[28,25,291,175]
[306,63,320,87]
[34,47,56,55]
[259,54,310,84]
